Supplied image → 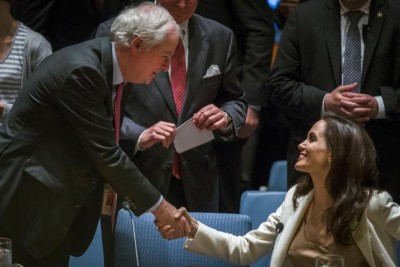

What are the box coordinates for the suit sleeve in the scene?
[57,66,161,215]
[215,30,247,137]
[231,0,275,107]
[267,9,326,125]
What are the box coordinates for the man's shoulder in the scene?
[191,14,232,34]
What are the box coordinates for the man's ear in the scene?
[130,36,143,52]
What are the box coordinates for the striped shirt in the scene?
[0,22,27,104]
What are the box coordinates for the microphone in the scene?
[120,201,140,267]
[264,222,284,267]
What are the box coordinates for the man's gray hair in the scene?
[111,2,179,48]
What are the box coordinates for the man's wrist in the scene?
[223,112,232,127]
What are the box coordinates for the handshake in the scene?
[152,199,198,240]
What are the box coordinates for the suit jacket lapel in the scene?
[180,15,209,124]
[324,0,342,86]
[353,214,376,267]
[361,0,386,85]
[154,71,179,120]
[99,38,114,118]
[272,192,313,266]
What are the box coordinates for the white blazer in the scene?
[185,186,400,267]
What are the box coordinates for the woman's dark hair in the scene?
[293,112,378,246]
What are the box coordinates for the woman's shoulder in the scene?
[366,190,396,212]
[20,23,52,51]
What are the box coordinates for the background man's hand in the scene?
[238,107,259,139]
[139,121,176,149]
[192,104,229,130]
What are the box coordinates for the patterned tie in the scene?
[170,37,186,178]
[343,11,364,93]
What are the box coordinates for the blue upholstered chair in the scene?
[240,190,286,267]
[268,160,287,191]
[69,220,104,267]
[114,209,252,267]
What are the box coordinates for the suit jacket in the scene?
[0,37,160,258]
[120,14,247,212]
[196,0,275,106]
[185,186,400,267]
[267,0,400,200]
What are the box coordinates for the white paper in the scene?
[174,118,214,153]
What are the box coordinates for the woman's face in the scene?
[295,120,331,177]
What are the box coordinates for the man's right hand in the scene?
[139,121,176,149]
[152,199,190,239]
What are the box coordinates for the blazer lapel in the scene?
[154,71,179,120]
[99,38,114,118]
[361,0,386,85]
[324,0,342,86]
[353,213,376,266]
[179,15,209,124]
[272,191,314,266]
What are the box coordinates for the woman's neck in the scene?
[0,4,16,39]
[311,175,332,210]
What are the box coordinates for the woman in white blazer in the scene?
[158,112,400,267]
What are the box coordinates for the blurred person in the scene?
[195,0,276,212]
[0,0,52,125]
[117,0,247,212]
[0,3,190,266]
[267,0,400,202]
[160,112,400,267]
[10,0,128,51]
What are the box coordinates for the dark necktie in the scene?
[170,37,186,178]
[101,83,124,231]
[343,11,364,93]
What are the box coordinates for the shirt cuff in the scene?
[146,195,163,213]
[134,132,146,155]
[375,96,385,119]
[321,94,327,116]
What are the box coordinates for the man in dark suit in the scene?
[117,0,247,212]
[195,0,276,212]
[268,0,400,202]
[0,3,190,266]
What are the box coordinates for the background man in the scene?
[268,0,400,202]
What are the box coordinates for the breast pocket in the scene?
[202,74,222,88]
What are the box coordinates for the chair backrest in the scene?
[114,209,252,267]
[268,160,287,191]
[69,220,104,267]
[239,190,286,267]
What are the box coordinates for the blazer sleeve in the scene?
[57,65,161,215]
[184,203,283,265]
[367,191,400,239]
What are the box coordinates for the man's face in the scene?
[158,0,198,24]
[127,28,179,84]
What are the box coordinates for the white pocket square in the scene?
[203,64,220,78]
